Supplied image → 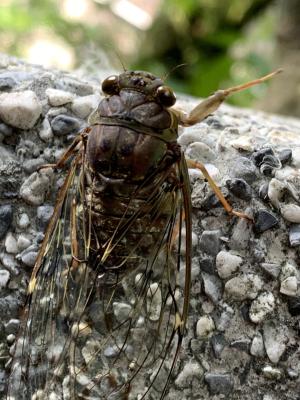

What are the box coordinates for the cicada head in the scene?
[101,71,176,108]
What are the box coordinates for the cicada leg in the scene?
[176,69,282,127]
[186,158,252,221]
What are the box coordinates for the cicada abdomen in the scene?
[7,71,192,400]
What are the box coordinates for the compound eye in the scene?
[156,86,176,107]
[101,75,119,95]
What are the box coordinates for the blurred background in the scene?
[0,0,299,116]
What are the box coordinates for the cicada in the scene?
[6,69,281,400]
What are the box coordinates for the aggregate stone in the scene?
[260,263,281,279]
[250,332,265,357]
[280,262,298,281]
[259,182,269,201]
[0,76,16,91]
[249,292,275,324]
[280,203,300,223]
[4,319,20,335]
[0,270,10,288]
[37,205,54,230]
[267,178,286,209]
[4,233,18,254]
[226,178,252,200]
[230,216,252,250]
[17,213,30,229]
[45,88,75,106]
[225,274,263,301]
[287,297,300,316]
[230,135,255,152]
[202,272,222,304]
[112,302,132,322]
[50,114,81,136]
[0,205,13,240]
[262,366,282,380]
[215,304,234,331]
[254,209,279,233]
[199,230,221,256]
[20,250,38,267]
[204,373,234,395]
[280,276,298,296]
[216,251,243,279]
[278,148,292,165]
[39,117,53,141]
[71,94,100,119]
[289,224,300,247]
[196,315,215,337]
[263,322,288,364]
[211,333,227,358]
[20,169,53,206]
[0,90,42,129]
[231,157,258,184]
[185,141,216,162]
[199,256,215,274]
[174,361,203,388]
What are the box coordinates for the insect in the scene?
[7,68,281,400]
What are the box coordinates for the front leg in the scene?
[175,69,282,127]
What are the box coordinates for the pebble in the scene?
[4,319,20,335]
[249,292,275,324]
[291,147,300,168]
[230,338,251,352]
[147,283,162,321]
[199,230,221,256]
[280,203,300,223]
[45,88,75,106]
[0,76,16,91]
[71,94,100,119]
[231,157,258,184]
[204,373,234,395]
[226,178,252,200]
[254,209,279,233]
[225,274,263,301]
[230,214,252,250]
[288,224,300,247]
[17,213,30,229]
[216,251,243,279]
[202,272,222,304]
[21,250,38,267]
[0,90,42,129]
[215,304,234,331]
[230,135,254,152]
[4,233,18,254]
[211,333,226,358]
[50,114,81,136]
[174,361,203,388]
[20,169,53,206]
[37,205,54,230]
[280,262,298,281]
[251,147,275,167]
[260,263,281,279]
[262,366,282,380]
[196,315,215,337]
[280,276,298,296]
[0,270,10,288]
[287,297,300,316]
[258,182,269,202]
[0,253,19,275]
[250,332,265,357]
[263,322,288,363]
[39,117,53,141]
[267,178,286,209]
[278,148,292,165]
[186,141,216,162]
[0,205,13,240]
[113,302,132,322]
[178,130,204,146]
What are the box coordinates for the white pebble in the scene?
[250,332,265,357]
[249,292,275,324]
[20,169,53,206]
[280,276,298,296]
[230,135,254,152]
[175,361,203,387]
[216,251,243,279]
[225,274,263,301]
[147,283,162,321]
[268,178,286,209]
[178,126,209,146]
[39,117,53,141]
[263,323,288,363]
[17,213,30,229]
[280,262,298,280]
[186,141,216,163]
[292,147,300,168]
[280,203,300,223]
[46,88,75,106]
[17,234,31,251]
[262,365,282,380]
[0,90,42,129]
[0,269,10,288]
[71,94,100,119]
[5,233,18,254]
[196,315,215,337]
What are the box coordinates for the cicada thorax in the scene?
[84,86,181,280]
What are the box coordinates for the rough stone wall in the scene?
[0,53,300,399]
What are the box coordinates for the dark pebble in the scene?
[199,256,215,274]
[226,178,252,200]
[0,205,13,240]
[251,147,274,167]
[289,224,300,247]
[211,333,226,358]
[37,205,54,230]
[254,209,279,233]
[230,338,251,352]
[0,77,16,91]
[231,157,258,184]
[287,297,300,316]
[0,123,13,137]
[201,192,222,211]
[258,182,269,201]
[204,116,224,129]
[240,303,251,322]
[204,373,234,395]
[259,155,281,176]
[50,115,81,136]
[199,230,221,256]
[278,148,292,166]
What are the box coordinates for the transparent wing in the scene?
[7,148,192,400]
